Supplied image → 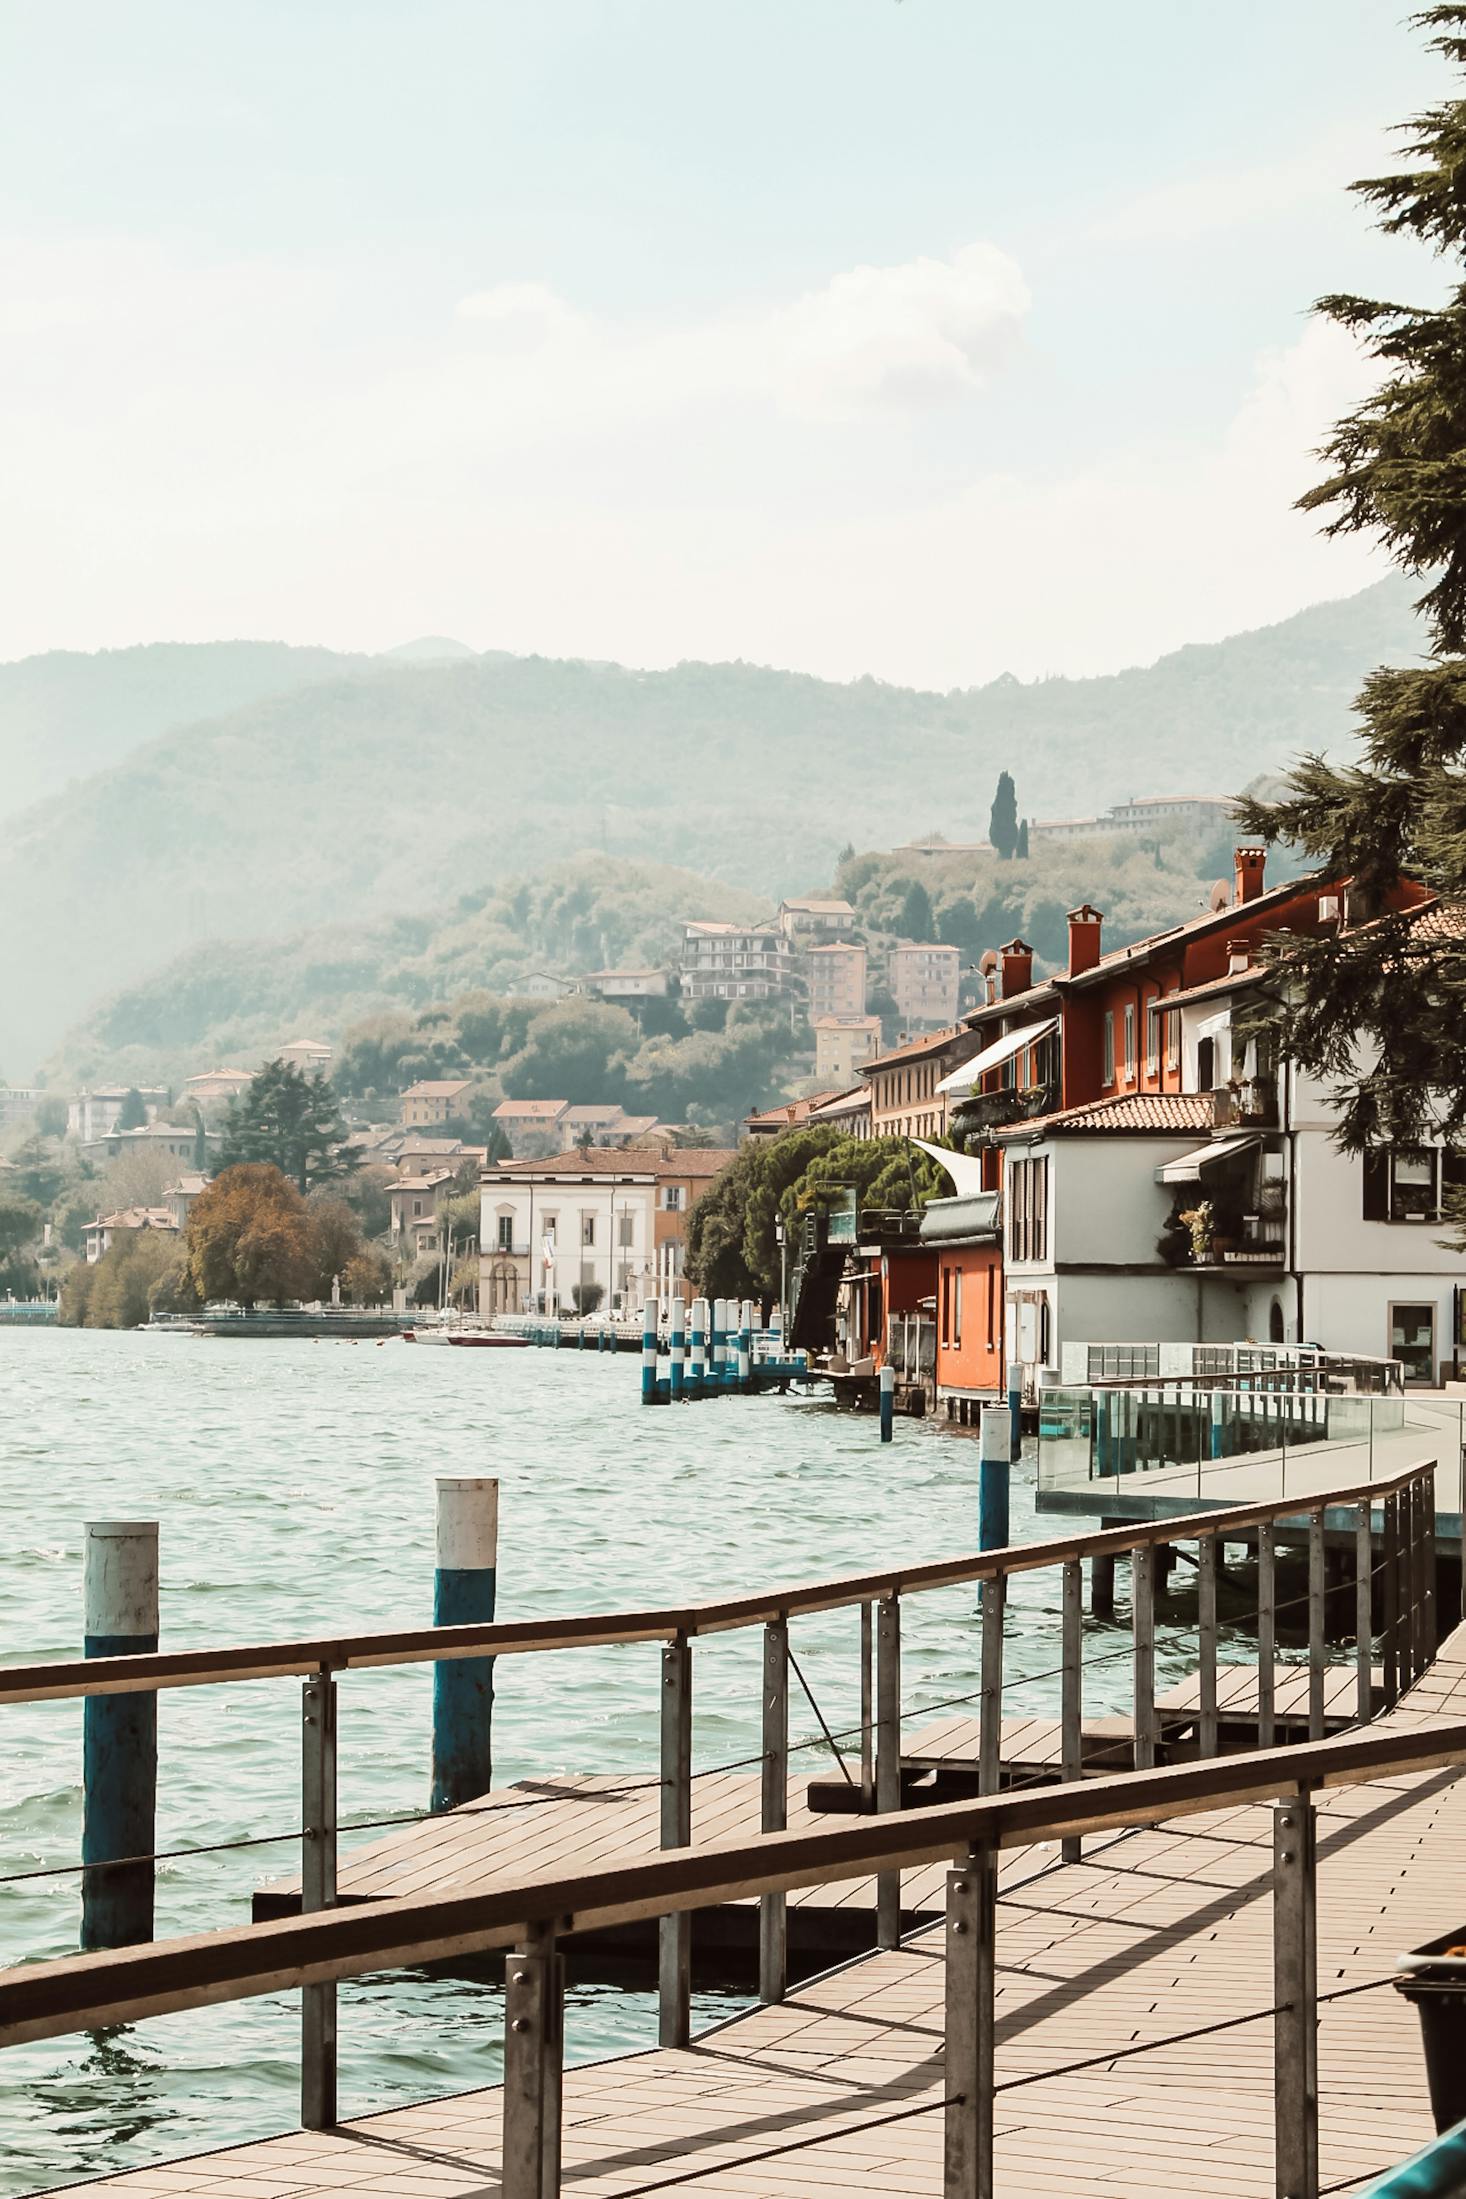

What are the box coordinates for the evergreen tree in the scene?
[1016,817,1030,860]
[897,879,935,942]
[1240,8,1466,1148]
[989,771,1019,860]
[218,1061,355,1193]
[116,1087,148,1131]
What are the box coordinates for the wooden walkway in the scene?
[55,1635,1466,2197]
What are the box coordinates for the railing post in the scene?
[1382,1491,1400,1708]
[860,1600,875,1808]
[759,1615,788,2004]
[300,1670,338,2132]
[1307,1509,1326,1743]
[943,1839,997,2199]
[1132,1542,1157,1771]
[81,1519,159,1952]
[1402,1478,1420,1688]
[1198,1533,1218,1760]
[502,1921,564,2199]
[1354,1501,1372,1726]
[978,1569,1006,1796]
[1420,1469,1438,1665]
[876,1592,902,1949]
[1273,1793,1319,2199]
[658,1632,692,2047]
[1061,1555,1083,1864]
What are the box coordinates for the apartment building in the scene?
[888,942,960,1027]
[680,922,791,1001]
[806,942,867,1021]
[814,1016,882,1087]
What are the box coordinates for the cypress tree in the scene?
[1016,817,1030,860]
[989,771,1018,859]
[1240,7,1466,1148]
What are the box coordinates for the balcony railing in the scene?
[953,1081,1059,1135]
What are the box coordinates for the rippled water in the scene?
[0,1328,1211,2193]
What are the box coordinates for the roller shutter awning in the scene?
[937,1015,1059,1098]
[1156,1133,1260,1185]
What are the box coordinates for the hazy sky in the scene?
[0,1,1447,684]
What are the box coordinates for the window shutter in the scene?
[1362,1149,1389,1222]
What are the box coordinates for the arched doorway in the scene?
[1269,1298,1285,1344]
[486,1261,518,1318]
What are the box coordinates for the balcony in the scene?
[1162,1178,1287,1271]
[953,1081,1059,1137]
[1211,1076,1278,1129]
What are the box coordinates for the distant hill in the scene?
[0,639,369,824]
[0,577,1425,1073]
[380,636,478,662]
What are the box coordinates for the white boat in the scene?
[405,1316,529,1349]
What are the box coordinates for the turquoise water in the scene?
[0,1328,1193,2194]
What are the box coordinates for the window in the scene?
[1363,1146,1466,1223]
[1390,1301,1437,1385]
[543,1214,558,1246]
[1007,1156,1049,1263]
[497,1213,514,1250]
[952,1268,962,1349]
[1164,1007,1181,1073]
[581,1213,596,1247]
[1102,1012,1115,1086]
[1122,1003,1136,1080]
[1197,1034,1216,1090]
[940,1266,952,1347]
[412,1199,425,1219]
[662,1185,684,1211]
[1145,1003,1160,1078]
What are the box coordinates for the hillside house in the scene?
[400,1079,473,1128]
[805,942,867,1022]
[814,1016,882,1086]
[681,922,790,1001]
[888,943,960,1028]
[83,1207,178,1263]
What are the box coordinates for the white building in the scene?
[814,1016,882,1086]
[480,1151,658,1317]
[69,1087,171,1141]
[582,970,670,1002]
[681,922,791,1001]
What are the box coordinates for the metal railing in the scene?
[0,1703,1459,2199]
[0,1457,1441,2185]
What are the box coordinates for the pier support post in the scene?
[669,1296,686,1402]
[1197,1535,1218,1759]
[689,1296,707,1399]
[1132,1543,1157,1771]
[978,1409,1010,1554]
[502,1922,564,2199]
[301,1670,338,2130]
[1307,1508,1327,1740]
[81,1520,159,1951]
[658,1632,693,2047]
[1258,1523,1277,1748]
[431,1477,497,1814]
[978,1569,1006,1795]
[759,1616,788,2003]
[943,1839,997,2199]
[1006,1359,1023,1460]
[641,1296,658,1405]
[1060,1557,1083,1862]
[739,1298,755,1393]
[1090,1548,1116,1622]
[1354,1501,1373,1725]
[1273,1794,1319,2199]
[879,1364,895,1443]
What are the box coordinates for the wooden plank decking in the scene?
[51,1633,1466,2197]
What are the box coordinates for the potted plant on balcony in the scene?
[1156,1205,1192,1268]
[1179,1200,1215,1265]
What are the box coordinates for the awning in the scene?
[911,1138,990,1199]
[1157,1133,1260,1185]
[937,1015,1059,1097]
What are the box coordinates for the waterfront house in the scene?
[480,1142,734,1316]
[400,1079,473,1128]
[806,1085,873,1139]
[814,1015,882,1086]
[861,1023,983,1143]
[887,942,960,1028]
[389,1170,457,1260]
[742,1090,846,1142]
[651,1145,737,1298]
[83,1207,179,1263]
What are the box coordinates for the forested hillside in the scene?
[0,577,1421,1070]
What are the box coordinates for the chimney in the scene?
[1234,845,1266,906]
[999,937,1034,999]
[1226,937,1250,975]
[1066,904,1104,978]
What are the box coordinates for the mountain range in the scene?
[0,578,1425,1077]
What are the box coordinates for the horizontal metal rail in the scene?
[0,1461,1431,1706]
[1,1711,1462,2048]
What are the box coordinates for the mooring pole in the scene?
[1006,1359,1022,1459]
[669,1295,686,1402]
[431,1476,498,1813]
[689,1295,707,1399]
[879,1363,895,1442]
[641,1295,658,1405]
[978,1407,1011,1554]
[81,1520,159,1951]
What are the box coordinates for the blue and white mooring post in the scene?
[689,1296,708,1398]
[737,1298,754,1392]
[82,1519,159,1951]
[711,1297,726,1391]
[879,1363,895,1442]
[431,1476,498,1814]
[641,1294,659,1405]
[1007,1359,1023,1457]
[979,1406,1012,1552]
[669,1295,686,1402]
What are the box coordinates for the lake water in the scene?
[0,1327,1209,2193]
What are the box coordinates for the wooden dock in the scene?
[64,1636,1466,2197]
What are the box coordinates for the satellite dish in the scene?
[1208,879,1231,913]
[979,949,999,974]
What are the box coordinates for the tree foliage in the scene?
[186,1164,317,1308]
[61,1229,180,1329]
[989,771,1019,860]
[116,1087,148,1131]
[218,1061,354,1192]
[1239,7,1466,1146]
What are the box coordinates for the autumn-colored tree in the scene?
[342,1247,391,1304]
[66,1230,178,1329]
[186,1164,316,1309]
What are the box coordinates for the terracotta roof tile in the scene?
[996,1091,1216,1139]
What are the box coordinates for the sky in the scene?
[0,0,1450,687]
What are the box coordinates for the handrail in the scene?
[0,1460,1432,1706]
[3,1712,1464,2048]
